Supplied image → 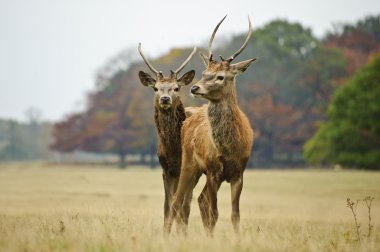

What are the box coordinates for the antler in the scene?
[138,43,160,75]
[173,47,197,74]
[204,16,253,64]
[139,43,196,77]
[208,15,227,61]
[227,16,252,62]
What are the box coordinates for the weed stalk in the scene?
[363,196,374,240]
[347,198,361,242]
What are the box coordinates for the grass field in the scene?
[0,163,379,251]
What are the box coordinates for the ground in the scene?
[0,163,379,251]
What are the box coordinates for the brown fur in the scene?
[138,69,195,235]
[167,56,255,235]
[153,96,187,235]
[154,98,186,178]
[137,44,197,234]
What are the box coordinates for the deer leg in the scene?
[162,172,179,235]
[206,175,222,236]
[159,155,170,232]
[177,173,201,235]
[198,182,210,229]
[176,190,193,235]
[230,175,243,234]
[162,173,170,231]
[167,167,198,235]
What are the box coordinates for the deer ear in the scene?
[230,58,256,75]
[199,52,208,67]
[138,71,156,87]
[178,70,195,86]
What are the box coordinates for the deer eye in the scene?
[216,76,224,81]
[174,87,179,92]
[153,87,158,92]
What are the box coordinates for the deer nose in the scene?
[191,85,200,94]
[160,96,170,104]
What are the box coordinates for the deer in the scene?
[167,16,256,236]
[137,44,197,233]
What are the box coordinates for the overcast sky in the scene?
[0,0,379,122]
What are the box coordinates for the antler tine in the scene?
[174,47,197,74]
[208,15,227,59]
[228,16,252,62]
[138,43,160,75]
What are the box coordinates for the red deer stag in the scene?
[168,16,256,235]
[137,44,196,232]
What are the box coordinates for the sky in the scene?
[0,0,379,122]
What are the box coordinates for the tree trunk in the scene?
[118,148,127,169]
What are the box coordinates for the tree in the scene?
[325,15,380,75]
[304,56,380,169]
[220,20,346,166]
[51,65,151,168]
[0,121,29,160]
[50,16,379,168]
[51,47,198,168]
[0,119,53,161]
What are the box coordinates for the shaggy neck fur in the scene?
[207,80,241,158]
[154,98,186,158]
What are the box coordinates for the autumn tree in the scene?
[325,15,380,75]
[51,48,197,168]
[52,64,151,168]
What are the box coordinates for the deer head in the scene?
[191,16,256,102]
[138,44,196,109]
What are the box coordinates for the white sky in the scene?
[0,0,379,122]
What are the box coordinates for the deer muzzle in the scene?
[159,96,172,109]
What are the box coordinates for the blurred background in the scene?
[0,0,379,169]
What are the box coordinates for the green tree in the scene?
[304,56,380,169]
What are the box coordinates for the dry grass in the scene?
[0,163,379,251]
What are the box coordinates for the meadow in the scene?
[0,163,379,251]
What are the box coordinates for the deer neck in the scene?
[207,81,241,157]
[154,99,185,156]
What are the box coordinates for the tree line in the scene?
[5,15,379,168]
[0,110,53,161]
